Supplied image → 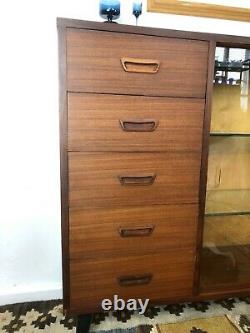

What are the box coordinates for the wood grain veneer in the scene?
[58,18,250,49]
[58,24,70,310]
[69,204,198,260]
[66,29,209,98]
[69,250,195,313]
[148,0,250,22]
[68,93,205,152]
[194,41,216,295]
[68,152,201,208]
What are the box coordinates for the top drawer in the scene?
[66,29,209,98]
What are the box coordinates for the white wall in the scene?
[0,0,249,306]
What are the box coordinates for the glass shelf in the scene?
[205,189,250,216]
[210,133,250,137]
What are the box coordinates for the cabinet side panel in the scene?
[58,25,70,311]
[194,40,216,295]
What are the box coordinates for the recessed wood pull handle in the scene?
[118,274,153,286]
[121,57,160,74]
[119,225,155,237]
[118,174,156,186]
[119,119,159,132]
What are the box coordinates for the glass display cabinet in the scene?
[200,47,250,292]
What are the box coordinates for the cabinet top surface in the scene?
[57,17,250,47]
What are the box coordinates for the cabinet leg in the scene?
[76,314,92,333]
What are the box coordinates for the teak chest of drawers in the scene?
[58,18,250,332]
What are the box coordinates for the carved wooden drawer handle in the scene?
[119,119,159,132]
[118,174,156,186]
[118,274,153,286]
[119,225,155,237]
[121,57,160,74]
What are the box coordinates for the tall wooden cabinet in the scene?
[57,18,250,332]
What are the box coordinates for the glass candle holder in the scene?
[133,1,142,25]
[99,0,121,23]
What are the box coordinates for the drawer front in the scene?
[67,29,208,98]
[69,152,201,208]
[68,93,205,152]
[69,250,195,313]
[69,204,198,260]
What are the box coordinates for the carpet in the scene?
[157,315,239,333]
[1,298,250,332]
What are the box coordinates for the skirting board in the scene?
[0,285,62,306]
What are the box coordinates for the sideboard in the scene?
[57,18,250,332]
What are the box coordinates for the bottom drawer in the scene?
[69,250,195,313]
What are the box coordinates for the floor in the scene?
[1,298,250,332]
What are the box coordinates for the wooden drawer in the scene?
[68,93,205,152]
[66,29,208,98]
[69,204,198,260]
[69,250,195,313]
[69,152,201,208]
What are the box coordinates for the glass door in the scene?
[200,47,250,292]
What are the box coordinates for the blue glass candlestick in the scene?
[133,1,142,25]
[99,0,120,23]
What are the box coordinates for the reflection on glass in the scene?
[211,47,250,134]
[201,215,250,289]
[206,136,250,216]
[200,47,250,292]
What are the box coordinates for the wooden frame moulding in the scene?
[148,0,250,22]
